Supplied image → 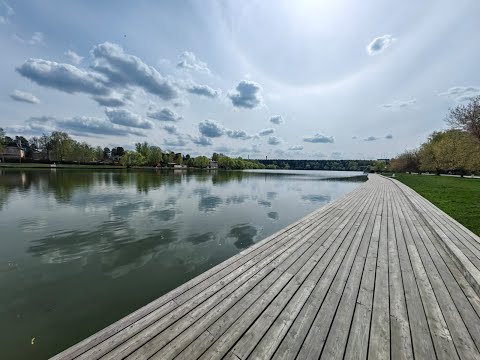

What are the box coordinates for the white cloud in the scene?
[258,128,275,136]
[147,108,182,122]
[228,80,263,109]
[10,90,40,104]
[176,51,210,73]
[288,145,304,151]
[364,136,379,141]
[64,50,84,65]
[17,58,109,95]
[187,84,220,98]
[198,119,225,138]
[379,99,417,110]
[268,136,283,145]
[303,133,335,143]
[226,129,252,140]
[366,34,396,56]
[105,108,153,129]
[162,124,178,134]
[439,86,480,102]
[91,42,178,100]
[190,135,213,146]
[269,115,284,125]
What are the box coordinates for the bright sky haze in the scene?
[1,0,479,159]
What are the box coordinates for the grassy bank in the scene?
[392,173,480,236]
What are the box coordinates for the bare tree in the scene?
[446,95,480,141]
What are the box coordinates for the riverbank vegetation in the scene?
[390,96,480,176]
[394,173,480,236]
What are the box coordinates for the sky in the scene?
[1,0,479,160]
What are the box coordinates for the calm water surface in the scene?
[0,169,364,359]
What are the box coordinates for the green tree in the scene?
[135,142,150,158]
[174,153,183,164]
[50,131,73,162]
[103,147,111,160]
[193,156,210,168]
[147,146,163,166]
[121,151,145,167]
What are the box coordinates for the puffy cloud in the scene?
[176,51,210,73]
[105,108,153,129]
[269,115,284,125]
[10,90,40,104]
[187,84,220,98]
[268,136,282,145]
[0,1,14,24]
[366,34,396,56]
[379,99,416,110]
[288,145,304,151]
[92,95,125,107]
[198,119,225,138]
[162,124,178,134]
[258,128,275,136]
[64,50,83,65]
[352,136,358,139]
[226,129,252,140]
[439,86,480,102]
[17,58,109,95]
[385,134,393,139]
[147,107,182,122]
[303,133,335,143]
[164,136,188,147]
[190,135,213,146]
[23,115,146,137]
[91,42,178,100]
[228,80,263,109]
[364,136,379,141]
[58,116,146,137]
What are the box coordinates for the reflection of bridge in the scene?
[52,175,480,360]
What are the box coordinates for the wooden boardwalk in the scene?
[52,174,480,360]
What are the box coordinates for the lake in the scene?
[0,168,364,359]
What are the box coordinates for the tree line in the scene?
[390,96,480,176]
[0,130,266,169]
[255,159,374,171]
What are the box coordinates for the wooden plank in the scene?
[270,182,382,360]
[385,185,413,360]
[391,185,459,360]
[395,187,480,358]
[390,183,436,360]
[246,183,380,360]
[128,187,375,360]
[367,182,390,360]
[288,183,383,360]
[321,184,385,360]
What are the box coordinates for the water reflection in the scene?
[228,224,259,249]
[0,168,364,360]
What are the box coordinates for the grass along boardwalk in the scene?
[52,174,480,360]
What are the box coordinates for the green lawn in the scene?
[393,173,480,236]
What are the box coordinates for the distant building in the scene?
[377,158,390,164]
[173,164,187,169]
[209,160,218,169]
[1,143,25,161]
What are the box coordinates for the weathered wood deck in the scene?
[52,174,480,360]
